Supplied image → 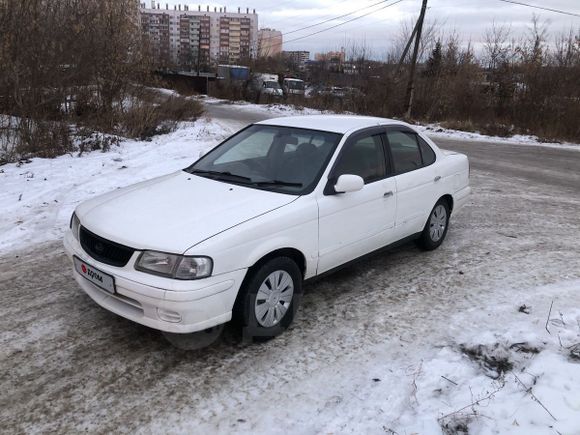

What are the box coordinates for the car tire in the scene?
[234,257,303,342]
[417,199,450,251]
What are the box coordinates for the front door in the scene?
[316,128,397,274]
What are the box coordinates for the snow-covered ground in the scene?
[201,95,330,116]
[1,99,580,434]
[149,280,580,435]
[0,117,236,254]
[417,123,580,152]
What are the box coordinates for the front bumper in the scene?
[63,231,247,333]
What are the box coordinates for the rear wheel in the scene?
[417,200,450,251]
[234,257,302,341]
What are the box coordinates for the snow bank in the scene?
[417,123,580,151]
[399,281,580,434]
[201,95,329,116]
[0,117,235,254]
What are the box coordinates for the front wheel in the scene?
[234,257,302,341]
[417,200,450,251]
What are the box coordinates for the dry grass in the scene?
[120,95,203,140]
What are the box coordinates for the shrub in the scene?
[119,95,203,140]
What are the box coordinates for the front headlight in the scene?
[70,212,80,241]
[135,251,213,280]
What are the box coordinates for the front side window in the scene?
[333,133,386,184]
[186,125,342,195]
[387,130,423,174]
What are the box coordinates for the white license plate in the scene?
[73,256,116,294]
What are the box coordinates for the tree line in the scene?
[0,0,201,162]
[258,19,580,142]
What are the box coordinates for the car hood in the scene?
[76,171,297,253]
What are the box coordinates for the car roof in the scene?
[256,115,407,134]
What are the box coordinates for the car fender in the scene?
[186,196,319,279]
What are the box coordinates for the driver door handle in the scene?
[384,191,394,198]
[434,175,442,182]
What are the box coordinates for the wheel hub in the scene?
[254,270,294,328]
[429,204,447,242]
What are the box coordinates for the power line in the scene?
[498,0,580,18]
[259,0,400,43]
[281,0,391,36]
[258,0,352,17]
[284,0,406,44]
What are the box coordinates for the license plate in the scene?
[73,256,116,294]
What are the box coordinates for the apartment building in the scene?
[140,2,258,69]
[315,49,346,64]
[258,28,283,57]
[283,51,310,69]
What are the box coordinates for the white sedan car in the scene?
[64,115,470,341]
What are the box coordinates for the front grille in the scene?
[79,226,135,267]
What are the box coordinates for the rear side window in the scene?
[419,137,436,166]
[387,131,422,174]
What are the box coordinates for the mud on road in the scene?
[1,104,580,433]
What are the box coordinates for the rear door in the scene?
[316,128,397,273]
[385,127,440,238]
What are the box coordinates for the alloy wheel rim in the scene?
[429,205,447,242]
[254,270,294,327]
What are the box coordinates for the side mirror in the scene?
[334,174,364,194]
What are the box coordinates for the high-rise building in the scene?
[140,3,258,69]
[258,28,283,58]
[315,49,346,64]
[283,51,310,69]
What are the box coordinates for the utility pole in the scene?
[397,20,419,71]
[404,0,428,119]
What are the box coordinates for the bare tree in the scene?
[0,0,158,160]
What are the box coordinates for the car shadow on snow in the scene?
[74,239,432,355]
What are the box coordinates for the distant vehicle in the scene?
[217,64,250,82]
[343,87,365,99]
[315,86,346,99]
[248,73,283,102]
[282,78,305,96]
[65,115,471,343]
[329,86,346,98]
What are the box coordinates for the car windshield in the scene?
[185,124,342,195]
[265,81,281,89]
[286,80,305,90]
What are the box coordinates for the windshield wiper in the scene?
[253,180,303,188]
[190,170,302,189]
[190,169,252,183]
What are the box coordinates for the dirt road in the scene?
[1,102,579,433]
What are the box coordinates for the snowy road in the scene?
[1,102,580,434]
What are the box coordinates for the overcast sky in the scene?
[164,0,580,57]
